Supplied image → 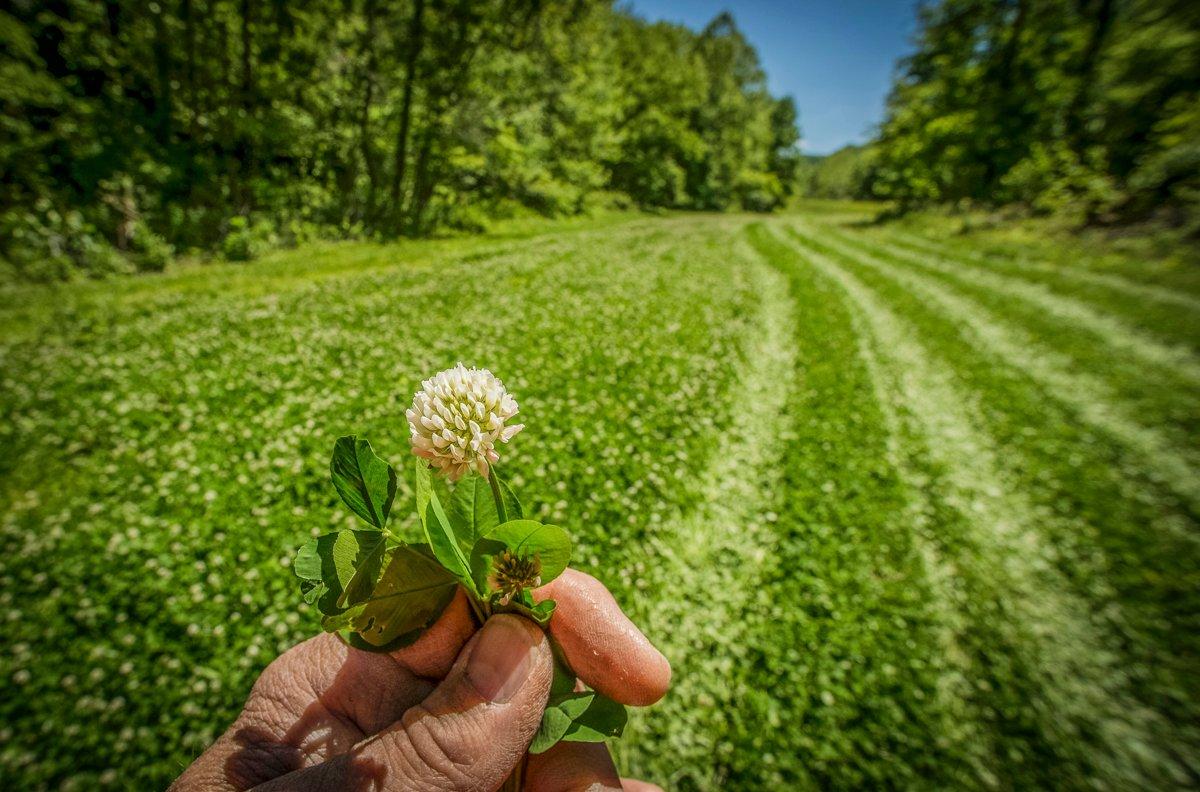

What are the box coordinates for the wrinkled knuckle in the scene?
[248,668,290,702]
[250,652,307,703]
[390,705,482,788]
[243,675,309,730]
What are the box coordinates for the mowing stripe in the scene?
[823,225,1200,385]
[789,222,1200,515]
[782,220,1200,773]
[620,233,797,789]
[826,274,998,780]
[736,224,988,789]
[772,225,1190,788]
[886,228,1200,313]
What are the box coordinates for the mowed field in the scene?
[1,208,1198,790]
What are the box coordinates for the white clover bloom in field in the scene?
[407,363,524,480]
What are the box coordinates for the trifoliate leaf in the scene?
[529,679,628,754]
[294,529,386,615]
[335,534,387,610]
[530,704,576,753]
[323,543,457,650]
[559,693,627,743]
[415,458,474,591]
[452,469,523,528]
[295,537,329,604]
[330,436,396,529]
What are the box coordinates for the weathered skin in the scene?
[171,570,669,792]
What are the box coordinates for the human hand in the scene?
[171,569,670,791]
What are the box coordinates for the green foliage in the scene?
[328,544,458,650]
[303,428,617,757]
[530,663,628,754]
[15,211,1199,788]
[0,3,800,281]
[469,519,572,595]
[1,202,136,282]
[800,145,877,200]
[220,218,277,262]
[871,0,1200,228]
[733,171,786,213]
[448,474,520,549]
[302,438,467,652]
[128,222,174,273]
[1000,142,1122,222]
[330,437,397,530]
[294,530,386,614]
[413,458,474,591]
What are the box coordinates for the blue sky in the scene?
[625,0,920,155]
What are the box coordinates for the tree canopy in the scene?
[866,0,1200,228]
[0,1,800,280]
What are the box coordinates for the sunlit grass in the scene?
[2,208,1197,789]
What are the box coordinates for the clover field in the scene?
[1,209,1198,790]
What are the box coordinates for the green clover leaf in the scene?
[470,519,571,598]
[323,543,458,651]
[529,660,628,754]
[330,436,397,530]
[294,529,387,615]
[415,458,475,591]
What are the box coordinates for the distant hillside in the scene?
[797,145,874,199]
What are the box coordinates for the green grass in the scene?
[1,208,1198,790]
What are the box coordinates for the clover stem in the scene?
[487,464,508,524]
[466,591,487,625]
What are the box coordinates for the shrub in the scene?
[0,202,134,282]
[221,216,277,261]
[1000,143,1121,225]
[734,170,785,212]
[129,221,174,272]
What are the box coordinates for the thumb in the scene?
[370,614,553,790]
[255,619,554,792]
[257,614,553,791]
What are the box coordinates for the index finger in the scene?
[536,568,671,706]
[388,568,671,707]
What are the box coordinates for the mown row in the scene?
[625,211,1200,789]
[1,209,1197,789]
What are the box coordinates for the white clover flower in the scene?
[406,363,524,481]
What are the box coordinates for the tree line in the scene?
[806,0,1199,233]
[1,1,800,279]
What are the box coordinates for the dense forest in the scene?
[7,0,1199,282]
[1,1,800,279]
[807,0,1200,232]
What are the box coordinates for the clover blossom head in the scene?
[406,363,524,481]
[488,548,543,606]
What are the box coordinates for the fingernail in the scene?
[466,615,537,703]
